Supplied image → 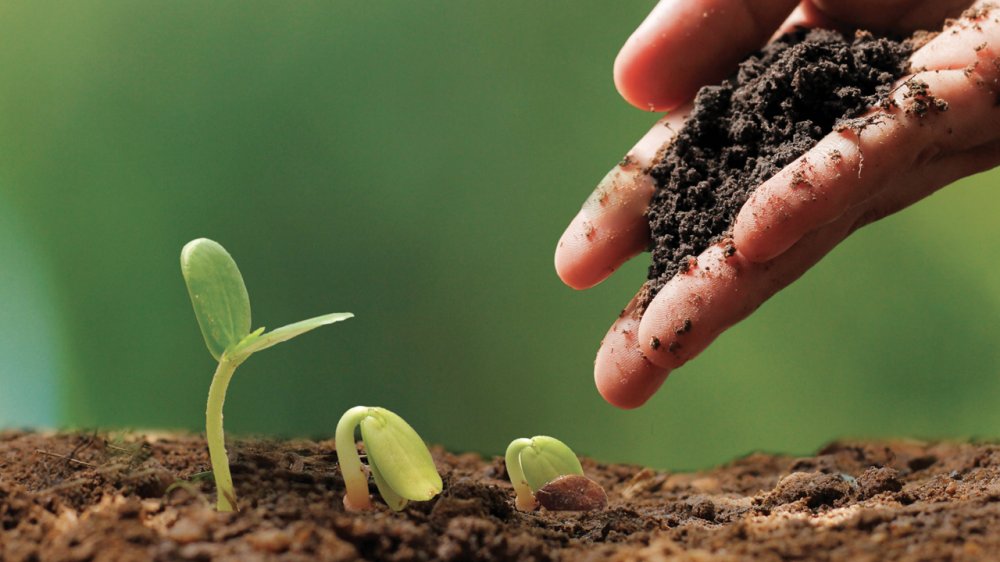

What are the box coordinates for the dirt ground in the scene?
[3,431,1000,561]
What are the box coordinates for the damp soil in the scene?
[643,28,913,305]
[5,432,1000,561]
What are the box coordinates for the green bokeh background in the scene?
[1,1,998,471]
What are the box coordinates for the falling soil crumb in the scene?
[901,78,950,116]
[791,169,812,188]
[6,432,1000,561]
[642,28,912,306]
[908,29,939,50]
[962,4,993,21]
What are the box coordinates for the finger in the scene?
[637,223,850,369]
[634,8,1000,374]
[772,4,826,39]
[910,2,1000,70]
[594,291,670,409]
[614,0,798,112]
[632,129,1000,374]
[806,0,972,34]
[734,60,1000,263]
[772,1,972,46]
[555,109,689,290]
[735,3,1000,263]
[849,137,1000,233]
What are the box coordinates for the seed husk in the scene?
[535,474,608,512]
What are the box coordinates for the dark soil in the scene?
[643,28,913,304]
[5,432,1000,561]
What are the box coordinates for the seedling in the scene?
[181,238,352,512]
[506,436,587,511]
[336,406,442,511]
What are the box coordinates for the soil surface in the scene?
[4,432,1000,561]
[643,28,912,304]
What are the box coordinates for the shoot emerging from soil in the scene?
[181,238,352,511]
[505,436,584,511]
[336,406,442,511]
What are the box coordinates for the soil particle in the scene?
[901,78,950,116]
[962,4,993,20]
[766,471,851,509]
[907,454,938,472]
[856,467,904,499]
[643,28,911,305]
[688,496,717,522]
[8,432,1000,560]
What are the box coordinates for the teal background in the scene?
[1,1,998,470]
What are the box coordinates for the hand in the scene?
[555,0,1000,409]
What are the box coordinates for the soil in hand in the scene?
[5,431,1000,561]
[643,28,912,305]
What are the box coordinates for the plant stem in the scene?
[336,406,375,511]
[505,438,538,511]
[206,359,238,512]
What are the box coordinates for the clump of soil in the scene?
[643,28,913,304]
[5,431,1000,561]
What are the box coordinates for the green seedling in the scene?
[336,406,443,511]
[505,436,584,511]
[181,238,352,512]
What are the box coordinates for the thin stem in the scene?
[336,406,374,511]
[206,359,238,511]
[505,438,538,511]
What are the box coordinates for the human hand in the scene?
[555,0,1000,409]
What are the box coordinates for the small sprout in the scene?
[336,406,442,511]
[181,238,352,512]
[505,435,587,511]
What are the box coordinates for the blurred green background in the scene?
[1,1,998,471]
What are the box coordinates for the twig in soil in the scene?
[165,471,214,503]
[885,75,919,100]
[67,429,99,459]
[35,449,98,468]
[834,114,890,179]
[104,437,153,469]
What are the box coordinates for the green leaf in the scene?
[181,238,252,361]
[231,312,353,357]
[234,327,266,350]
[360,407,442,502]
[517,436,584,492]
[370,459,408,511]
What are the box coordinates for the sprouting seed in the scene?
[181,238,352,512]
[505,435,584,511]
[336,406,442,511]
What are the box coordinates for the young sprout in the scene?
[336,406,442,512]
[505,436,583,511]
[181,238,352,512]
[506,435,607,511]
